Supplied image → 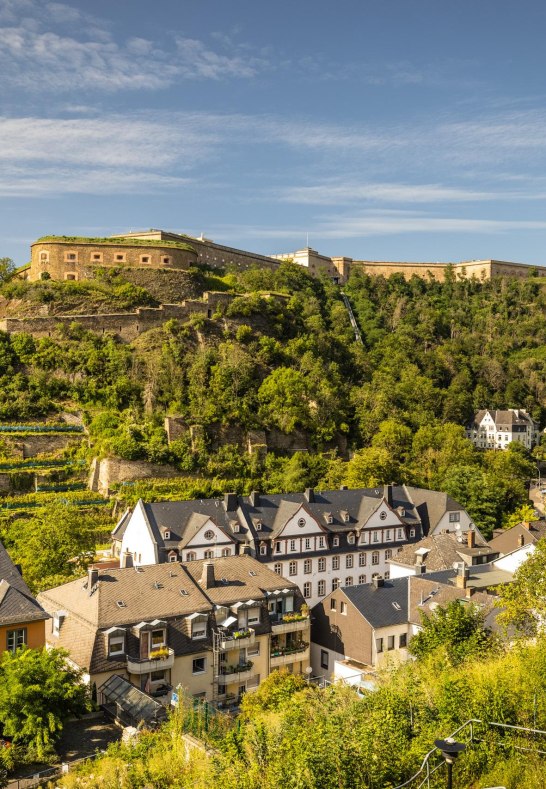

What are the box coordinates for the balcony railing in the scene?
[270,642,310,668]
[217,628,256,650]
[127,647,175,674]
[271,615,309,635]
[216,660,254,683]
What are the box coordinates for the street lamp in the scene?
[434,738,466,789]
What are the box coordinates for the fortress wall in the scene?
[192,238,279,272]
[0,292,239,341]
[352,261,450,281]
[30,241,198,282]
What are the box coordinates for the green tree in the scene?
[409,599,495,664]
[0,258,15,283]
[496,538,546,636]
[0,647,89,760]
[344,446,400,488]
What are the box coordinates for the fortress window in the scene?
[115,253,126,262]
[162,256,172,265]
[64,252,77,262]
[64,273,77,281]
[40,252,49,262]
[91,252,103,262]
[140,255,150,264]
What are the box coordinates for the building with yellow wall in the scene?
[0,541,48,656]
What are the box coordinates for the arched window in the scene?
[186,551,197,561]
[372,551,379,565]
[204,550,214,559]
[358,574,366,584]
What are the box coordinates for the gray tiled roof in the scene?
[390,532,493,572]
[488,521,546,554]
[342,578,410,628]
[0,541,48,626]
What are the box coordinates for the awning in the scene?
[187,612,207,620]
[99,674,167,726]
[219,615,237,628]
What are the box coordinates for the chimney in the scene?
[248,491,260,507]
[467,530,476,548]
[88,567,99,593]
[121,550,133,569]
[384,484,393,507]
[372,576,385,589]
[304,488,315,503]
[518,534,525,547]
[522,520,532,531]
[456,565,468,589]
[224,492,238,511]
[415,553,423,566]
[201,562,215,589]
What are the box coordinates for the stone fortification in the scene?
[30,230,280,283]
[0,292,236,342]
[352,259,546,282]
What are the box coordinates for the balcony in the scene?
[218,628,256,651]
[127,647,175,675]
[216,661,254,683]
[270,643,310,668]
[271,615,309,635]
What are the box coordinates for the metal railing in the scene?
[393,718,546,789]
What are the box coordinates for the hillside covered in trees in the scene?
[0,264,545,539]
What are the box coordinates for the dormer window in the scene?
[164,530,171,540]
[255,521,262,531]
[333,536,339,547]
[348,533,355,545]
[190,614,207,640]
[109,634,125,656]
[342,512,350,523]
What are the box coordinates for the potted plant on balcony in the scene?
[233,629,251,640]
[149,646,169,660]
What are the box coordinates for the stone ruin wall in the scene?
[0,292,236,342]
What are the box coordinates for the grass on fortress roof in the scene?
[35,235,196,252]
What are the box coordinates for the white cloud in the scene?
[0,0,266,94]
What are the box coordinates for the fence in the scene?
[0,425,84,434]
[393,718,546,789]
[6,752,101,789]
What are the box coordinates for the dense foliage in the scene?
[1,264,545,534]
[58,641,546,789]
[0,647,89,763]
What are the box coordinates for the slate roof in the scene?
[488,521,546,555]
[407,572,494,625]
[342,578,410,628]
[471,409,536,429]
[0,540,48,627]
[390,531,494,572]
[113,498,248,554]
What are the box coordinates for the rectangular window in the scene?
[333,537,339,547]
[247,607,260,625]
[305,538,311,550]
[376,638,383,654]
[318,536,325,548]
[373,532,379,542]
[397,528,403,540]
[192,619,207,639]
[274,563,282,574]
[399,633,407,648]
[385,530,392,541]
[151,669,165,682]
[192,657,206,674]
[290,539,296,552]
[359,553,366,566]
[7,628,26,653]
[91,252,102,262]
[321,649,329,669]
[409,529,415,538]
[332,578,340,591]
[330,599,336,611]
[276,543,282,553]
[260,545,267,555]
[318,580,326,596]
[332,556,340,570]
[340,601,346,615]
[247,642,260,656]
[318,557,326,572]
[64,252,77,261]
[303,582,311,598]
[346,555,353,568]
[115,253,126,262]
[449,512,461,523]
[289,561,297,576]
[358,574,366,584]
[151,629,165,647]
[372,552,379,565]
[387,635,395,650]
[304,559,312,574]
[140,255,150,264]
[109,636,125,656]
[345,577,353,586]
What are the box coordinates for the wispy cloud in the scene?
[0,0,265,93]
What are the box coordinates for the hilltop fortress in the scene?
[27,228,546,285]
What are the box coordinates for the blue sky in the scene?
[2,0,546,266]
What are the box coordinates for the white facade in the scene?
[468,409,539,450]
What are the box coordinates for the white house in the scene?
[467,409,539,450]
